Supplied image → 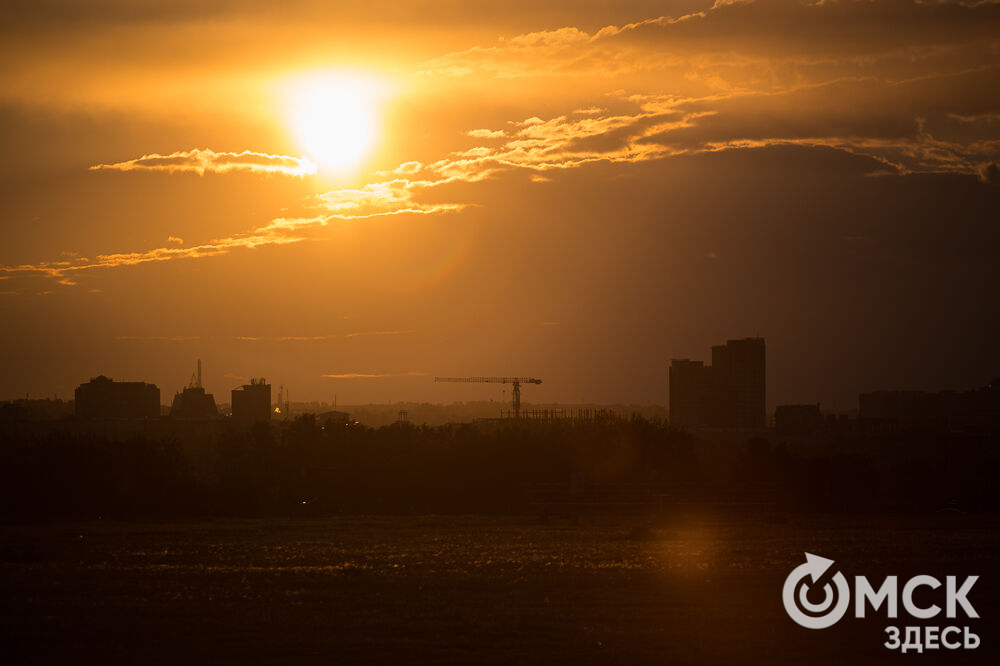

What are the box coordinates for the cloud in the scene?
[602,0,1000,60]
[949,112,1000,125]
[420,25,613,79]
[413,0,1000,179]
[422,0,1000,82]
[344,330,416,338]
[403,0,1000,183]
[276,331,416,340]
[313,180,466,219]
[407,101,685,183]
[321,372,428,379]
[167,236,184,244]
[467,128,506,138]
[2,167,469,285]
[408,64,1000,183]
[115,335,200,341]
[391,161,423,174]
[228,330,416,342]
[90,149,317,176]
[0,215,325,284]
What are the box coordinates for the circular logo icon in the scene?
[783,553,850,629]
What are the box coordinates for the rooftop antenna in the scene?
[197,359,202,389]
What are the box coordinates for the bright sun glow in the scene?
[284,73,383,173]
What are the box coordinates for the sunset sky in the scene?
[1,0,998,409]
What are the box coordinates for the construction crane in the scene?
[188,359,203,389]
[434,376,542,419]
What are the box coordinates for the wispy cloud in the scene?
[0,172,469,285]
[407,0,1000,181]
[0,215,325,284]
[115,335,200,341]
[467,128,506,139]
[321,372,428,379]
[402,69,1000,185]
[344,330,416,338]
[421,0,1000,82]
[90,149,317,176]
[231,330,416,342]
[313,180,465,219]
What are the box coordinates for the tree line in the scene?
[0,414,995,521]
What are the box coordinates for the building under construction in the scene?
[434,376,543,419]
[169,360,218,420]
[232,378,270,426]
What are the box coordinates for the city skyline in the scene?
[14,343,999,422]
[5,335,1000,413]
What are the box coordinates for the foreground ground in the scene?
[1,512,998,664]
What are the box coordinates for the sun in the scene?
[284,73,382,173]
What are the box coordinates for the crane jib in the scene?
[433,377,542,384]
[432,376,543,418]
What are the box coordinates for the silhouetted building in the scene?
[775,404,823,438]
[669,337,766,429]
[669,359,714,427]
[170,387,218,419]
[713,338,766,428]
[0,398,73,422]
[74,376,160,420]
[232,378,271,426]
[317,410,352,426]
[859,381,1000,435]
[169,360,218,419]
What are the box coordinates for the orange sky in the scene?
[1,0,998,408]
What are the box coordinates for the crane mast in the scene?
[434,376,542,419]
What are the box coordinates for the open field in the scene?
[2,513,998,664]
